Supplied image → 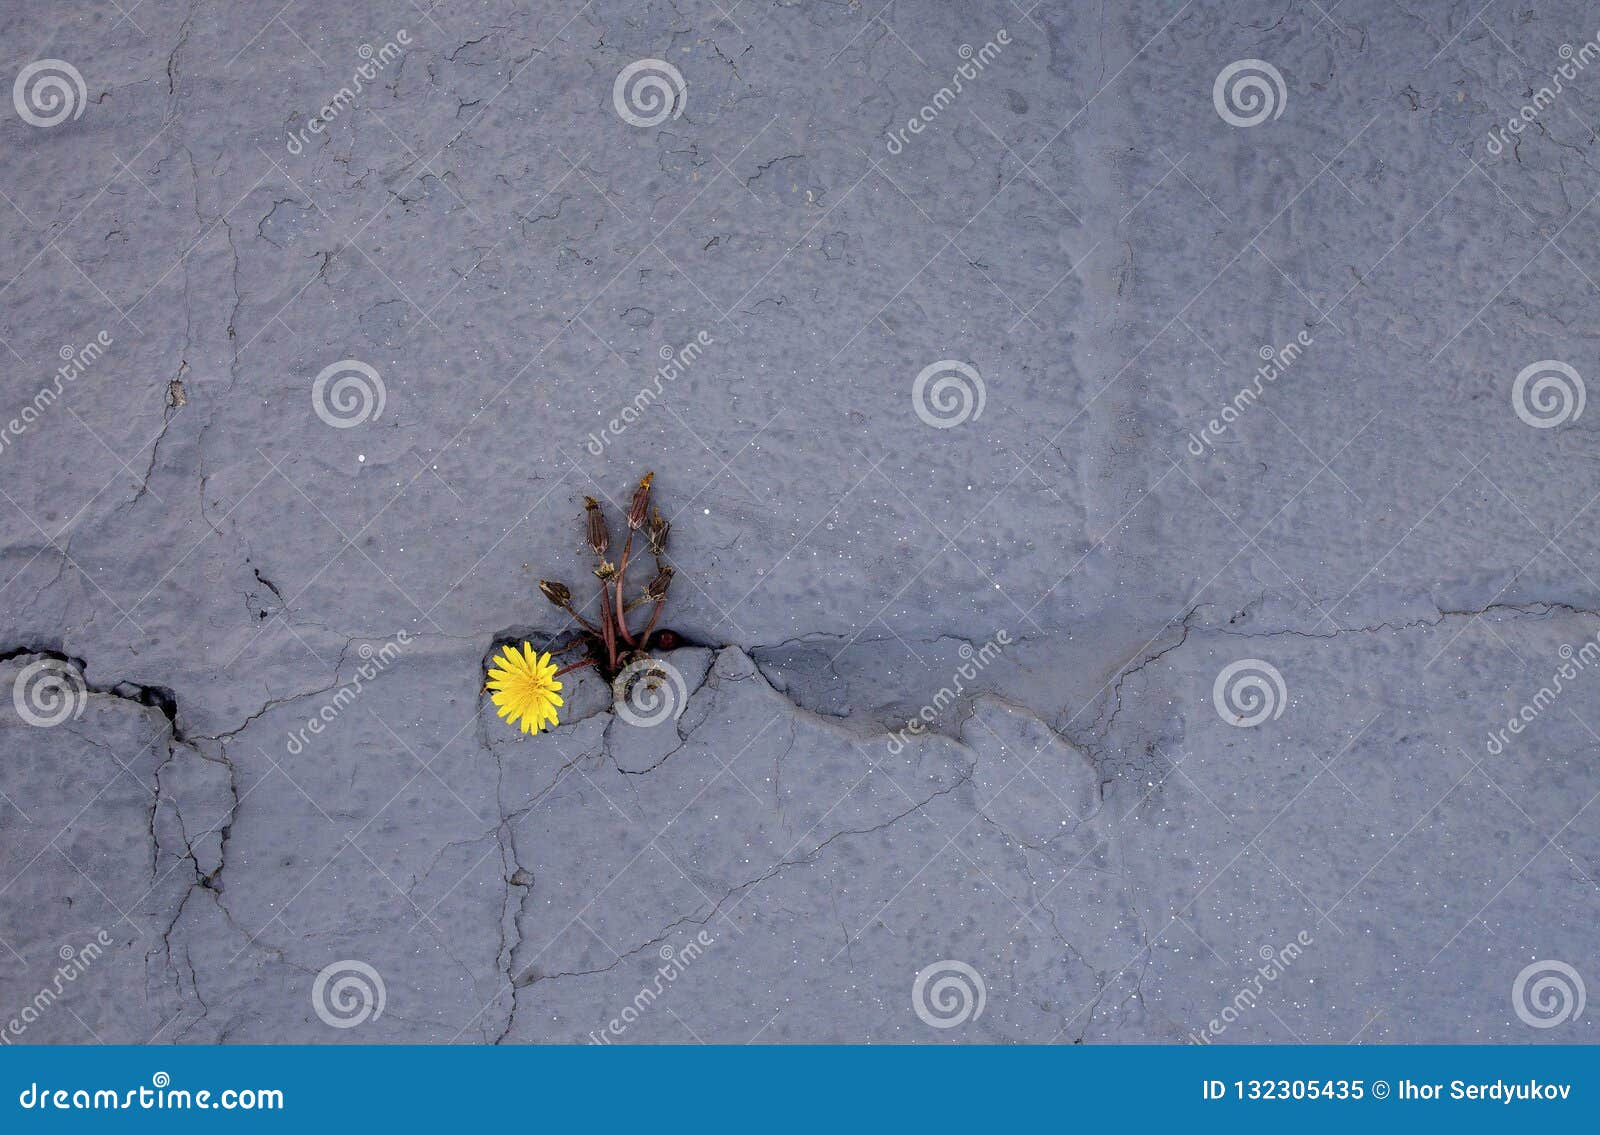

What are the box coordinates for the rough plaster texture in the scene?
[1,0,1598,1044]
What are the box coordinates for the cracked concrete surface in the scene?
[2,0,1599,1043]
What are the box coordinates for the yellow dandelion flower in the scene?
[486,643,564,734]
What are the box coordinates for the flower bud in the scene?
[584,496,609,556]
[627,472,654,530]
[647,508,670,555]
[643,566,674,602]
[539,580,572,608]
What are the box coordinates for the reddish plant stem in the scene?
[640,597,665,646]
[563,609,600,636]
[598,586,618,670]
[554,657,596,678]
[614,530,637,646]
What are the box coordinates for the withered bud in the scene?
[539,580,572,608]
[642,566,674,602]
[627,471,655,530]
[646,507,670,555]
[584,496,609,556]
[593,559,617,581]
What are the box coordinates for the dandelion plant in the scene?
[487,471,675,734]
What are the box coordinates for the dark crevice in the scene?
[485,624,716,684]
[1,644,186,742]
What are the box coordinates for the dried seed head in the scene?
[593,559,617,581]
[647,508,670,555]
[539,580,572,608]
[627,471,655,530]
[584,496,609,556]
[643,565,674,602]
